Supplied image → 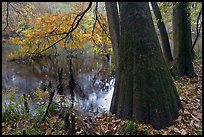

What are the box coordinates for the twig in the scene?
[9,3,24,16]
[9,2,30,21]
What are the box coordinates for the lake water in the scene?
[2,44,115,116]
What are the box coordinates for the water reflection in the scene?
[2,48,115,115]
[77,78,115,115]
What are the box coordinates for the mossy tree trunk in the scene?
[110,2,182,130]
[172,2,197,78]
[151,2,173,68]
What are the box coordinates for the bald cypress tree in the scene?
[110,2,182,129]
[172,2,196,78]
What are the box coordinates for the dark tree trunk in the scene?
[151,2,173,67]
[43,89,55,122]
[110,2,182,130]
[57,68,64,94]
[23,94,29,113]
[105,2,120,70]
[69,58,75,109]
[172,2,197,78]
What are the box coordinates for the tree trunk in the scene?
[105,2,120,70]
[172,2,196,78]
[110,2,182,130]
[151,2,173,67]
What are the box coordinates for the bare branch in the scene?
[91,37,98,46]
[95,7,111,40]
[9,2,30,20]
[3,2,9,31]
[9,3,21,14]
[91,2,98,38]
[38,34,69,54]
[192,7,202,51]
[69,2,92,34]
[91,2,111,45]
[91,2,99,45]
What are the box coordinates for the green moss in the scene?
[193,57,202,65]
[16,127,43,135]
[175,84,182,96]
[121,121,138,135]
[196,128,202,135]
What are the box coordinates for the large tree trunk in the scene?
[105,2,120,70]
[151,2,173,67]
[172,2,196,78]
[110,2,182,130]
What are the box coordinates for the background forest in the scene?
[2,2,202,135]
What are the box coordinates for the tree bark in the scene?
[172,2,197,78]
[105,2,120,70]
[151,2,173,67]
[110,2,182,130]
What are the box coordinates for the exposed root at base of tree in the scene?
[2,59,202,135]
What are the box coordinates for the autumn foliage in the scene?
[7,2,111,59]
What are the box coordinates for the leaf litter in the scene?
[2,59,202,135]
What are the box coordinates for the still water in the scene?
[2,45,115,116]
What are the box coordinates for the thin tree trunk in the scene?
[57,68,63,94]
[151,2,173,67]
[192,7,202,51]
[110,2,182,130]
[105,2,121,114]
[105,2,120,70]
[69,58,75,109]
[172,2,196,78]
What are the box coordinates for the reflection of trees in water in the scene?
[73,57,113,98]
[2,64,38,93]
[2,67,15,91]
[2,51,115,114]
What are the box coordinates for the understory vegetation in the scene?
[2,58,202,135]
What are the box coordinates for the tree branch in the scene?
[70,3,91,32]
[9,2,31,20]
[95,8,111,40]
[192,7,202,51]
[91,2,98,38]
[91,2,111,46]
[38,2,92,54]
[3,2,9,31]
[91,2,98,45]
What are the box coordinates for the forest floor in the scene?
[2,58,202,135]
